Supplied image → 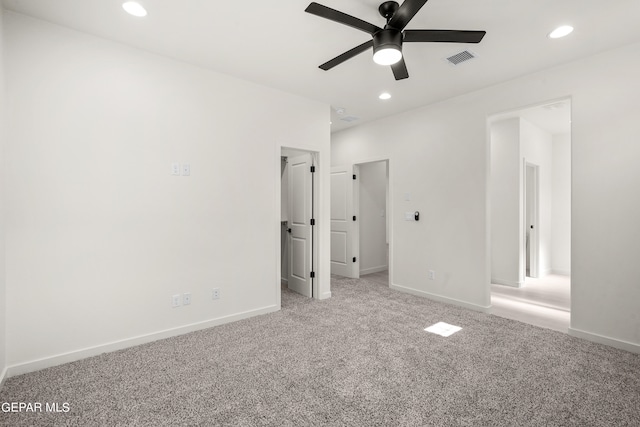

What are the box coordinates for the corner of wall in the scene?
[0,3,8,388]
[568,328,640,355]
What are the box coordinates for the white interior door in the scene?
[330,165,356,277]
[288,154,313,297]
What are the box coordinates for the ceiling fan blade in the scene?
[305,2,382,35]
[391,57,409,80]
[403,30,486,43]
[319,40,374,71]
[387,0,429,31]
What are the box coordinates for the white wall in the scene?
[521,119,553,276]
[571,63,640,350]
[0,5,7,385]
[551,133,571,275]
[358,161,387,275]
[490,119,522,287]
[4,13,330,373]
[333,41,640,351]
[333,103,490,311]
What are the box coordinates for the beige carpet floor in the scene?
[1,276,639,426]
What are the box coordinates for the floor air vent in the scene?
[446,50,476,65]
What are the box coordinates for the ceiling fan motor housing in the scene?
[373,29,403,53]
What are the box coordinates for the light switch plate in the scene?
[182,163,190,176]
[172,294,181,307]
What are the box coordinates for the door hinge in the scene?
[310,218,315,226]
[352,216,356,221]
[310,165,316,173]
[310,271,315,278]
[353,174,356,180]
[353,257,357,263]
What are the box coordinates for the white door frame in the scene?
[352,164,360,277]
[523,161,539,279]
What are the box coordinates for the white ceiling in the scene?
[3,0,640,133]
[491,98,572,135]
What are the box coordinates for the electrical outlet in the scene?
[172,294,181,307]
[212,288,220,300]
[183,293,191,305]
[171,163,180,176]
[428,270,436,280]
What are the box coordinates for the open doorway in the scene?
[330,159,389,286]
[280,147,318,299]
[355,160,389,286]
[525,162,539,278]
[489,99,571,332]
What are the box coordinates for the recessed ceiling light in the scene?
[122,2,147,17]
[379,92,391,100]
[548,25,573,39]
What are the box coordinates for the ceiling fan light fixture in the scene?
[373,48,402,65]
[373,29,403,66]
[122,1,147,17]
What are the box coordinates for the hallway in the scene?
[491,274,570,333]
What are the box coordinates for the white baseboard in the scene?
[390,284,491,313]
[568,327,640,354]
[319,291,332,300]
[0,366,7,390]
[360,265,388,276]
[491,278,524,288]
[6,305,280,378]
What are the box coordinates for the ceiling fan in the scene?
[305,0,486,80]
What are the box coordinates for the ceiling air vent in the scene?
[543,101,567,111]
[446,50,476,66]
[340,116,360,123]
